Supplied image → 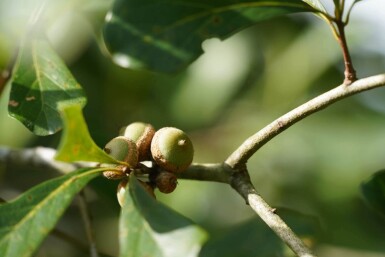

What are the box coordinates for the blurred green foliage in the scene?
[1,0,385,256]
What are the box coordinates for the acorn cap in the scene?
[151,127,194,173]
[121,122,155,161]
[104,136,139,167]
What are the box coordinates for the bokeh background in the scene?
[1,0,385,256]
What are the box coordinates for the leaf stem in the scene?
[340,0,346,17]
[78,191,99,257]
[335,20,357,85]
[326,0,357,85]
[345,0,361,25]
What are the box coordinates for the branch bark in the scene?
[231,170,316,257]
[0,147,81,174]
[225,73,385,169]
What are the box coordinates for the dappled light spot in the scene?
[112,53,132,68]
[25,96,36,101]
[9,100,19,107]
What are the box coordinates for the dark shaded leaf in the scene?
[0,168,102,257]
[119,176,208,257]
[361,169,385,217]
[103,0,319,72]
[8,37,86,135]
[199,208,320,257]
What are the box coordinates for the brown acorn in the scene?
[150,127,194,173]
[120,122,155,161]
[155,171,178,194]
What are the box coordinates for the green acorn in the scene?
[116,178,156,207]
[104,136,138,167]
[116,179,128,207]
[151,127,194,173]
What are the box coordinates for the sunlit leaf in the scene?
[361,169,385,217]
[103,0,318,72]
[55,104,120,164]
[8,37,86,136]
[119,176,208,257]
[302,0,326,12]
[0,168,102,257]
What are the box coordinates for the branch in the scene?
[78,191,99,257]
[0,147,82,174]
[231,170,316,257]
[225,73,385,169]
[182,164,316,256]
[178,163,232,183]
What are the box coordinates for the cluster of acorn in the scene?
[102,122,194,206]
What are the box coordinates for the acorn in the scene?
[117,179,129,207]
[151,127,194,173]
[104,136,139,167]
[155,171,178,194]
[116,178,155,207]
[120,122,155,161]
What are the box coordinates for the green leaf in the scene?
[361,169,385,217]
[0,168,102,257]
[119,176,208,257]
[303,0,326,12]
[103,0,319,73]
[8,37,86,136]
[200,218,282,257]
[200,208,320,257]
[55,104,120,164]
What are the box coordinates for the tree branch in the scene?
[230,169,315,257]
[78,191,99,257]
[225,73,385,169]
[0,147,82,174]
[177,163,232,183]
